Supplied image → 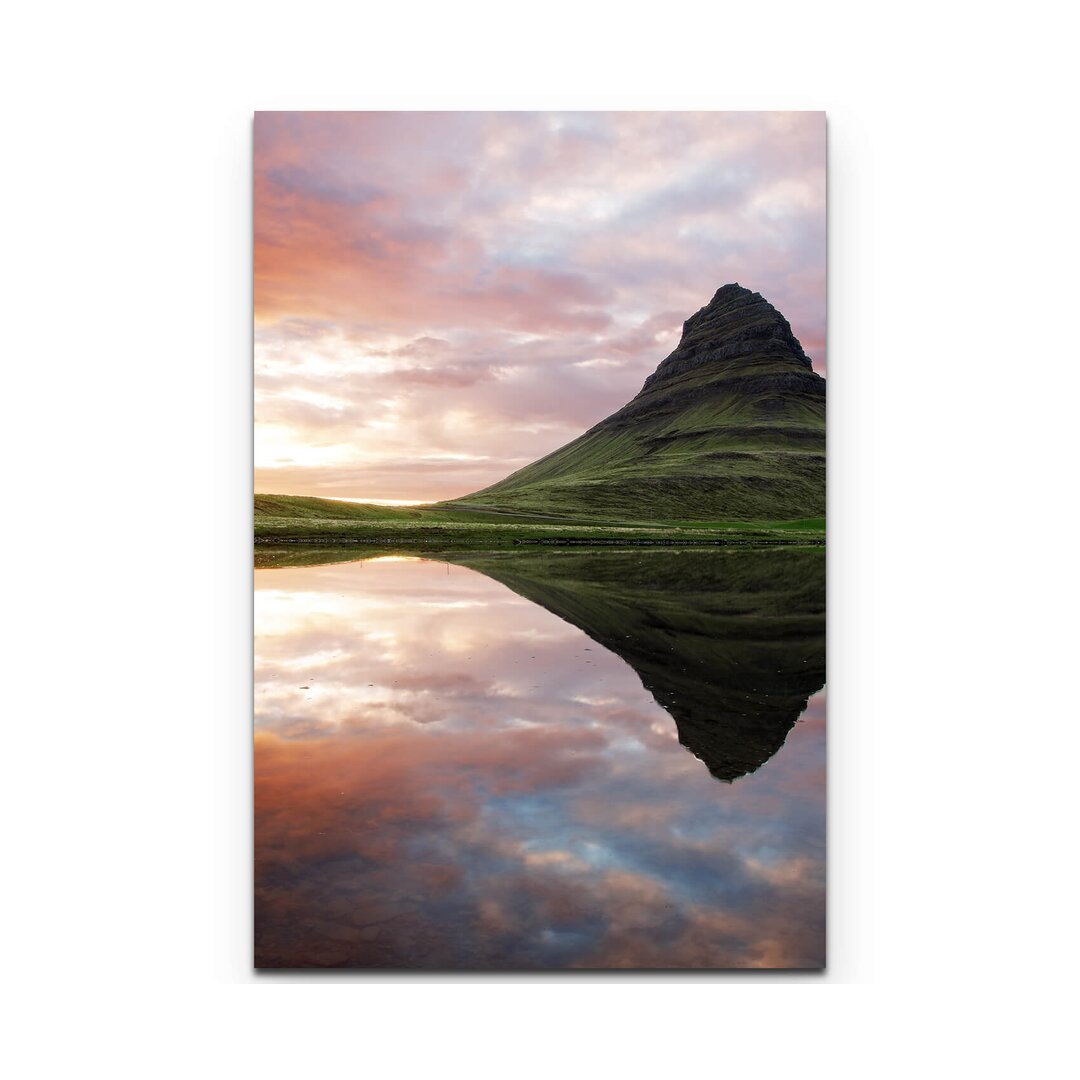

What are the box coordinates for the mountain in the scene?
[454,546,825,782]
[448,283,825,521]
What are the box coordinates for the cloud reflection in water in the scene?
[255,553,824,969]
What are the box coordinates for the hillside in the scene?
[447,283,825,521]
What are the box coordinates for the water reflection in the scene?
[255,547,825,969]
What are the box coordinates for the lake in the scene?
[254,546,825,969]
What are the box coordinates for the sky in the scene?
[254,111,825,502]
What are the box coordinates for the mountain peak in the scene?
[643,283,812,392]
[685,281,784,327]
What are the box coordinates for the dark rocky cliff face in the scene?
[643,283,813,391]
[607,283,824,430]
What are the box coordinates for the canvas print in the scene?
[254,111,826,969]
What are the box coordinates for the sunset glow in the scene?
[254,112,826,502]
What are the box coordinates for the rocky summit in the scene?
[450,283,825,522]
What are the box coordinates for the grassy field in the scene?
[254,494,824,548]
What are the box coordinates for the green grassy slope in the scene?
[255,494,429,520]
[256,493,628,526]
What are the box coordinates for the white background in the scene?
[2,1,1077,1076]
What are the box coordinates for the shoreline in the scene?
[254,535,824,547]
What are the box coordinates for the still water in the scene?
[254,546,825,969]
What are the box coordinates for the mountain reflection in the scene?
[254,546,825,969]
[451,547,824,782]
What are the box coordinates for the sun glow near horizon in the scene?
[336,498,427,507]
